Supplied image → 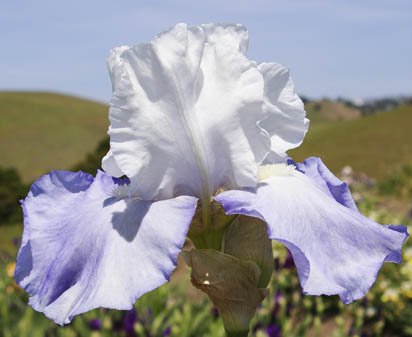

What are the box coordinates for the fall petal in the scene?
[15,170,197,324]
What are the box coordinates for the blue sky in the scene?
[1,0,411,103]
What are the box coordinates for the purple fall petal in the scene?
[14,170,197,325]
[288,157,358,211]
[215,166,408,304]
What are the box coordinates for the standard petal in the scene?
[105,23,270,200]
[215,170,408,303]
[15,170,197,325]
[259,63,309,161]
[290,157,358,210]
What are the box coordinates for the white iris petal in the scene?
[102,150,124,178]
[259,63,310,160]
[103,23,308,205]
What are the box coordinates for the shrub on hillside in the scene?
[0,167,26,225]
[379,164,412,198]
[72,137,109,174]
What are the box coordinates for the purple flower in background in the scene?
[266,324,281,337]
[274,290,282,306]
[14,23,408,327]
[272,289,282,317]
[162,326,172,337]
[88,319,102,331]
[211,307,220,319]
[282,250,295,269]
[11,237,20,247]
[123,309,138,333]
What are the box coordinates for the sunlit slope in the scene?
[290,104,412,179]
[0,92,108,182]
[305,99,361,124]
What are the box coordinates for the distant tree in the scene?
[0,167,27,225]
[0,137,110,226]
[337,97,357,109]
[359,97,408,116]
[72,137,110,174]
[312,102,321,112]
[299,95,311,104]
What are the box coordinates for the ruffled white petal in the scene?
[259,63,309,161]
[105,23,270,199]
[101,150,124,177]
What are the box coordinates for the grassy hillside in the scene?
[305,99,362,124]
[0,91,108,182]
[290,104,412,179]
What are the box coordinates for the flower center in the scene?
[257,163,295,181]
[110,184,139,199]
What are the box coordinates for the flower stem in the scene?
[201,193,212,228]
[225,329,249,337]
[190,227,225,251]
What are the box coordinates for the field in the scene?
[304,99,362,124]
[0,92,108,183]
[292,103,412,179]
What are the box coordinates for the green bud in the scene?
[188,199,236,250]
[185,212,274,336]
[183,249,267,337]
[223,216,274,288]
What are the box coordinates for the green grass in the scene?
[291,104,412,179]
[0,91,108,183]
[0,223,22,257]
[305,99,361,124]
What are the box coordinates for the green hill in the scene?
[290,104,412,179]
[0,91,109,182]
[305,99,362,124]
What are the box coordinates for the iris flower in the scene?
[15,23,407,334]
